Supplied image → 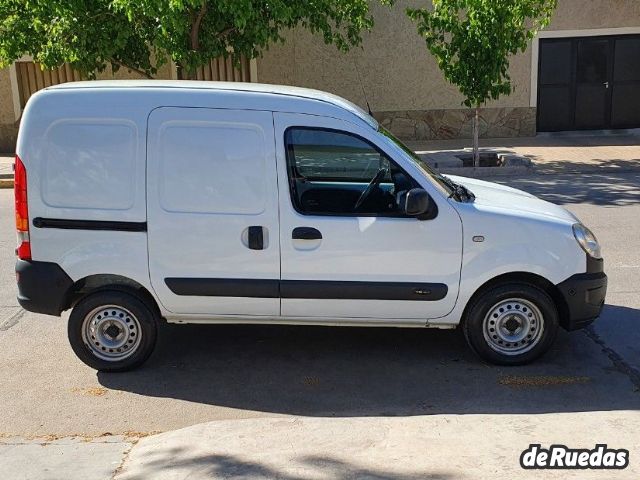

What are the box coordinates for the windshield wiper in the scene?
[457,183,475,201]
[440,175,474,202]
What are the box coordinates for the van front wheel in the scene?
[462,283,559,365]
[68,291,158,372]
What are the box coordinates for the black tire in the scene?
[462,282,559,365]
[68,290,158,372]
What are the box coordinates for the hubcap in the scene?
[81,305,142,361]
[482,298,544,356]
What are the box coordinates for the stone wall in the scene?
[375,107,537,141]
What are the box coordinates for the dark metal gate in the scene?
[537,35,640,132]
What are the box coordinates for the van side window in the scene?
[285,128,420,216]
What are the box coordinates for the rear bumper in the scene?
[16,260,73,316]
[556,259,607,331]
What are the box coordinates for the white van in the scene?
[15,81,606,371]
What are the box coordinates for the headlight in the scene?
[572,223,601,259]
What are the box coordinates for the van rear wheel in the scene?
[68,291,158,372]
[462,283,559,365]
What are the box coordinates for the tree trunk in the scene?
[176,64,198,80]
[472,107,480,168]
[183,68,198,80]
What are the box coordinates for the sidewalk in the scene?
[0,155,12,187]
[116,413,640,479]
[4,412,638,480]
[0,435,132,480]
[406,132,640,174]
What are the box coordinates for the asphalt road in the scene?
[0,172,638,440]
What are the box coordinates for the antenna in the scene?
[353,52,373,116]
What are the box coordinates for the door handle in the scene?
[247,226,265,250]
[292,227,322,240]
[604,81,609,89]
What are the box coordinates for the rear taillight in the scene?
[14,155,31,260]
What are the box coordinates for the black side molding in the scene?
[165,278,448,301]
[33,217,147,232]
[281,280,447,301]
[165,278,279,298]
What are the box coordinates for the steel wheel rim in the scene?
[81,305,142,361]
[482,298,544,356]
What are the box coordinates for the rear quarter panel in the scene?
[16,89,155,302]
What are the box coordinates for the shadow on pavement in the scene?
[99,303,640,417]
[494,170,640,206]
[120,449,453,480]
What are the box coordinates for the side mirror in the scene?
[403,188,431,217]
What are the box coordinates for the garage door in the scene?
[537,35,640,132]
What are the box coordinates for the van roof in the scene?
[47,80,377,129]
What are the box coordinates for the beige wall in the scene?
[548,0,640,31]
[257,0,640,113]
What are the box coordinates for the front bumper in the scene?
[16,260,73,316]
[556,258,607,331]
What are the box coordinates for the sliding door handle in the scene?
[247,226,265,250]
[292,227,322,240]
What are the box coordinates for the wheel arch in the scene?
[461,271,570,329]
[63,274,161,318]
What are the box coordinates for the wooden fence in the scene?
[15,61,83,109]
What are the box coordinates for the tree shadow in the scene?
[99,304,640,417]
[491,170,640,206]
[121,448,454,480]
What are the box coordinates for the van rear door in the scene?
[146,108,280,317]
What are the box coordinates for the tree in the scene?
[0,1,157,78]
[0,0,391,80]
[407,0,557,166]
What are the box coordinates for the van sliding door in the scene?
[146,108,280,317]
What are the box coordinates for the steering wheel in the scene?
[354,168,387,211]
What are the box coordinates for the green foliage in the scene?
[0,0,156,78]
[407,0,557,108]
[0,0,392,78]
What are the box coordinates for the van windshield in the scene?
[377,126,474,202]
[378,125,451,193]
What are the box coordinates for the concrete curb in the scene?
[439,165,533,178]
[440,165,640,178]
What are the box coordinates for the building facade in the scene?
[0,0,638,151]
